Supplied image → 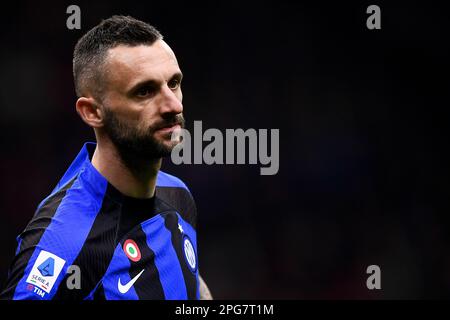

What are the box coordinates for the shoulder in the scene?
[156,170,191,192]
[4,176,107,300]
[156,171,197,228]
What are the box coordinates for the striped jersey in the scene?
[0,142,199,300]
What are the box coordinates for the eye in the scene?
[168,77,181,90]
[135,85,156,98]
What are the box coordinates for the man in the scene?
[0,15,212,300]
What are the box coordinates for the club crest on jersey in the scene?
[182,235,197,273]
[123,239,141,262]
[26,250,66,296]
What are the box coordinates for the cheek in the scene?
[103,98,141,123]
[112,98,152,124]
[137,107,160,129]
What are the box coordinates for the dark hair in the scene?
[73,15,163,98]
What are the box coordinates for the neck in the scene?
[91,139,161,199]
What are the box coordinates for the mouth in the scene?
[156,123,182,134]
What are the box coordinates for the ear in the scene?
[75,97,104,128]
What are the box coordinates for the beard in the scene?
[102,108,185,169]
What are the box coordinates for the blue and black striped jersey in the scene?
[0,142,199,300]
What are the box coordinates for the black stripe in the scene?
[0,178,77,300]
[156,187,197,229]
[122,225,165,299]
[52,185,121,300]
[162,212,198,300]
[93,282,106,300]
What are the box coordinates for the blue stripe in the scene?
[101,244,140,300]
[156,171,190,192]
[38,143,189,210]
[176,214,200,299]
[143,215,187,300]
[37,142,95,210]
[13,161,108,300]
[15,236,22,256]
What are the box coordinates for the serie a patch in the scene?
[26,250,66,295]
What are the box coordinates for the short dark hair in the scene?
[73,15,163,98]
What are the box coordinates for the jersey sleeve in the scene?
[1,176,105,300]
[1,222,73,300]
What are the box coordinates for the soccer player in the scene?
[0,15,212,300]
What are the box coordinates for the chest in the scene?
[99,212,199,300]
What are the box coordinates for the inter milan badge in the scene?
[123,239,141,262]
[182,234,197,273]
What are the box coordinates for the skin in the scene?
[75,39,212,299]
[199,275,213,300]
[76,40,183,198]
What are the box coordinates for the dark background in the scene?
[0,0,449,299]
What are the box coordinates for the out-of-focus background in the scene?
[0,1,449,299]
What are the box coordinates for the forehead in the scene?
[104,40,180,90]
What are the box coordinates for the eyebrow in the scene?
[127,71,183,95]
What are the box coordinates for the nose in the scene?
[159,85,183,116]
